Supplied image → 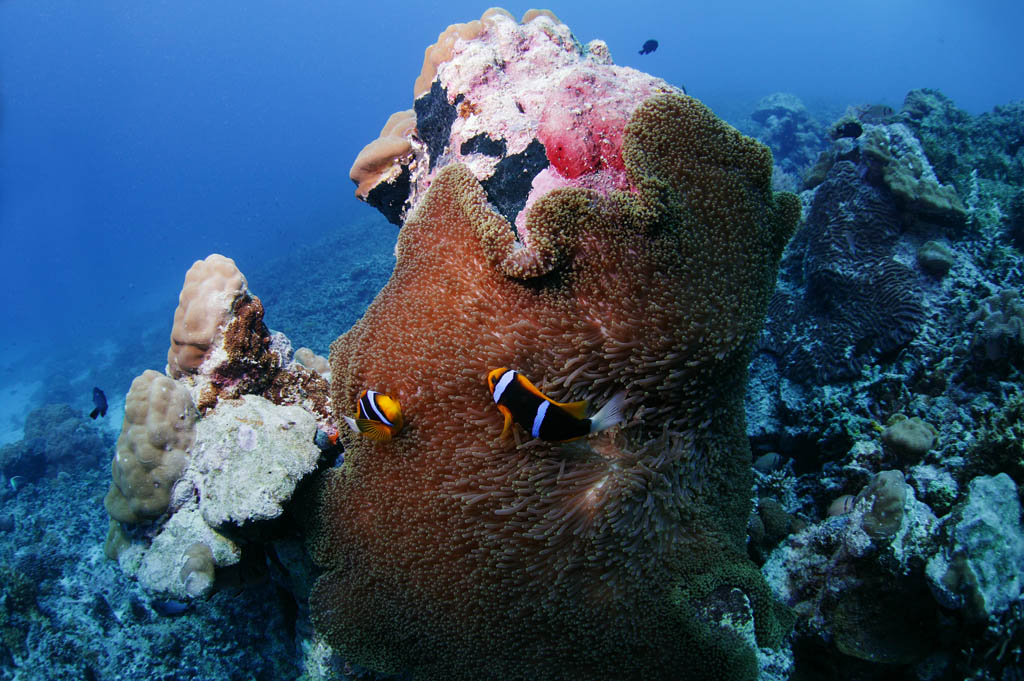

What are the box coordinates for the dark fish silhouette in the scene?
[151,599,190,617]
[90,387,108,419]
[639,39,658,55]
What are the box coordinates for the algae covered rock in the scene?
[926,473,1024,620]
[189,394,321,530]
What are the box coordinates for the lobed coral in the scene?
[312,66,799,680]
[968,288,1024,367]
[167,254,249,378]
[349,109,416,201]
[104,369,198,527]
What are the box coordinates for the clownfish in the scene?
[343,390,404,442]
[485,368,626,442]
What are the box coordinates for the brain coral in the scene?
[311,92,798,680]
[763,160,925,383]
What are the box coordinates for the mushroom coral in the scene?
[310,93,799,680]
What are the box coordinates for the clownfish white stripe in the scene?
[532,400,550,439]
[364,390,393,426]
[493,370,516,404]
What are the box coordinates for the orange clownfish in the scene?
[485,368,625,442]
[343,390,404,442]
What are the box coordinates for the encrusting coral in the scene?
[311,84,799,680]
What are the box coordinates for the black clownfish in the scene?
[485,368,625,442]
[343,389,404,442]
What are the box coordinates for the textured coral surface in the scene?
[311,93,798,680]
[104,369,198,525]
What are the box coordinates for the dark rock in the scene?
[481,139,548,228]
[365,165,411,226]
[460,134,507,157]
[414,81,458,170]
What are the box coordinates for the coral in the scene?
[353,8,671,228]
[1,404,114,482]
[293,347,330,378]
[900,89,1024,200]
[926,473,1024,620]
[961,388,1024,487]
[748,497,802,564]
[104,252,333,608]
[859,123,966,225]
[312,38,798,676]
[1009,190,1024,249]
[880,415,937,462]
[167,253,287,412]
[968,288,1024,366]
[763,470,940,665]
[179,542,215,598]
[748,92,828,187]
[104,370,198,525]
[350,109,416,200]
[763,160,925,383]
[916,239,955,277]
[167,254,249,377]
[109,392,323,599]
[855,469,909,543]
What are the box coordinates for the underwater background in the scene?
[0,0,1023,679]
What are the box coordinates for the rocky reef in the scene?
[747,88,1024,679]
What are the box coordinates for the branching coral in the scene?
[310,92,798,680]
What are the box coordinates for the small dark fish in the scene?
[90,387,107,419]
[639,39,658,55]
[151,599,191,617]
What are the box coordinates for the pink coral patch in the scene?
[538,68,655,179]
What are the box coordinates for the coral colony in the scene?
[3,8,1023,681]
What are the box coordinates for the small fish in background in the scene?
[486,368,625,442]
[639,39,658,55]
[343,390,404,442]
[90,387,108,419]
[150,599,191,617]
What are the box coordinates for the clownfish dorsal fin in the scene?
[555,399,589,420]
